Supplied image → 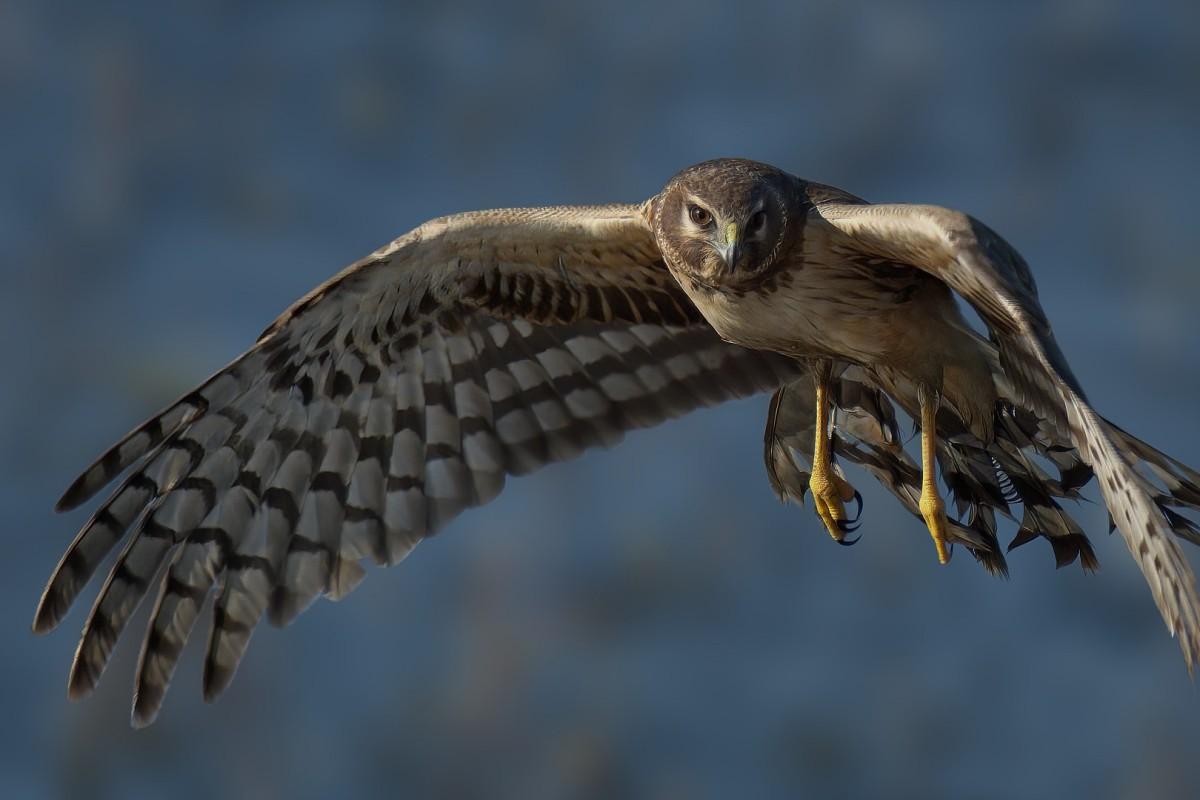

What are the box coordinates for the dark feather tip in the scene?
[202,662,235,704]
[131,690,162,729]
[66,663,99,701]
[31,601,60,635]
[55,480,89,513]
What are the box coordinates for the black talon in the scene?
[846,490,864,523]
[835,529,861,546]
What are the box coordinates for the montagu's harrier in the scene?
[37,158,1200,725]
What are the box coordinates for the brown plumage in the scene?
[37,159,1200,726]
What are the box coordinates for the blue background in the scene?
[4,2,1200,797]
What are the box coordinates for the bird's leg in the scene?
[918,385,951,564]
[809,361,861,544]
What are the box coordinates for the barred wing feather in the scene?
[37,203,802,726]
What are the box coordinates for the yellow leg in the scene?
[918,387,951,564]
[809,364,861,544]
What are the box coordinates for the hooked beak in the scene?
[717,221,741,273]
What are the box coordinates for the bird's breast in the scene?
[680,266,903,364]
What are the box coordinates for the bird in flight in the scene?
[37,158,1200,726]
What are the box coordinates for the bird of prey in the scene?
[37,158,1200,726]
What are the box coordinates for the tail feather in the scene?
[759,365,1194,584]
[987,415,1098,571]
[761,348,1200,667]
[762,370,1009,575]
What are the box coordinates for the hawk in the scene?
[37,158,1200,726]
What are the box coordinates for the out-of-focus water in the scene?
[4,2,1200,798]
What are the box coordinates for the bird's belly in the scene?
[690,281,897,364]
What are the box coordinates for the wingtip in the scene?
[55,477,90,513]
[201,665,234,705]
[66,669,96,701]
[66,641,105,700]
[31,608,56,636]
[130,713,155,730]
[32,584,66,635]
[130,692,161,729]
[1166,616,1200,681]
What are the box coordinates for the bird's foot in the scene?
[810,466,862,545]
[919,486,951,564]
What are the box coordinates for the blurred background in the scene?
[4,1,1200,797]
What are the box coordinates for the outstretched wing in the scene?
[814,199,1200,670]
[37,203,803,725]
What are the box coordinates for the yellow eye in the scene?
[688,204,712,226]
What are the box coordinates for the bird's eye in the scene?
[688,204,712,226]
[747,210,767,234]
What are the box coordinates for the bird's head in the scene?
[649,158,799,290]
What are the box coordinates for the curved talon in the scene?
[809,474,861,545]
[846,490,863,523]
[835,531,861,546]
